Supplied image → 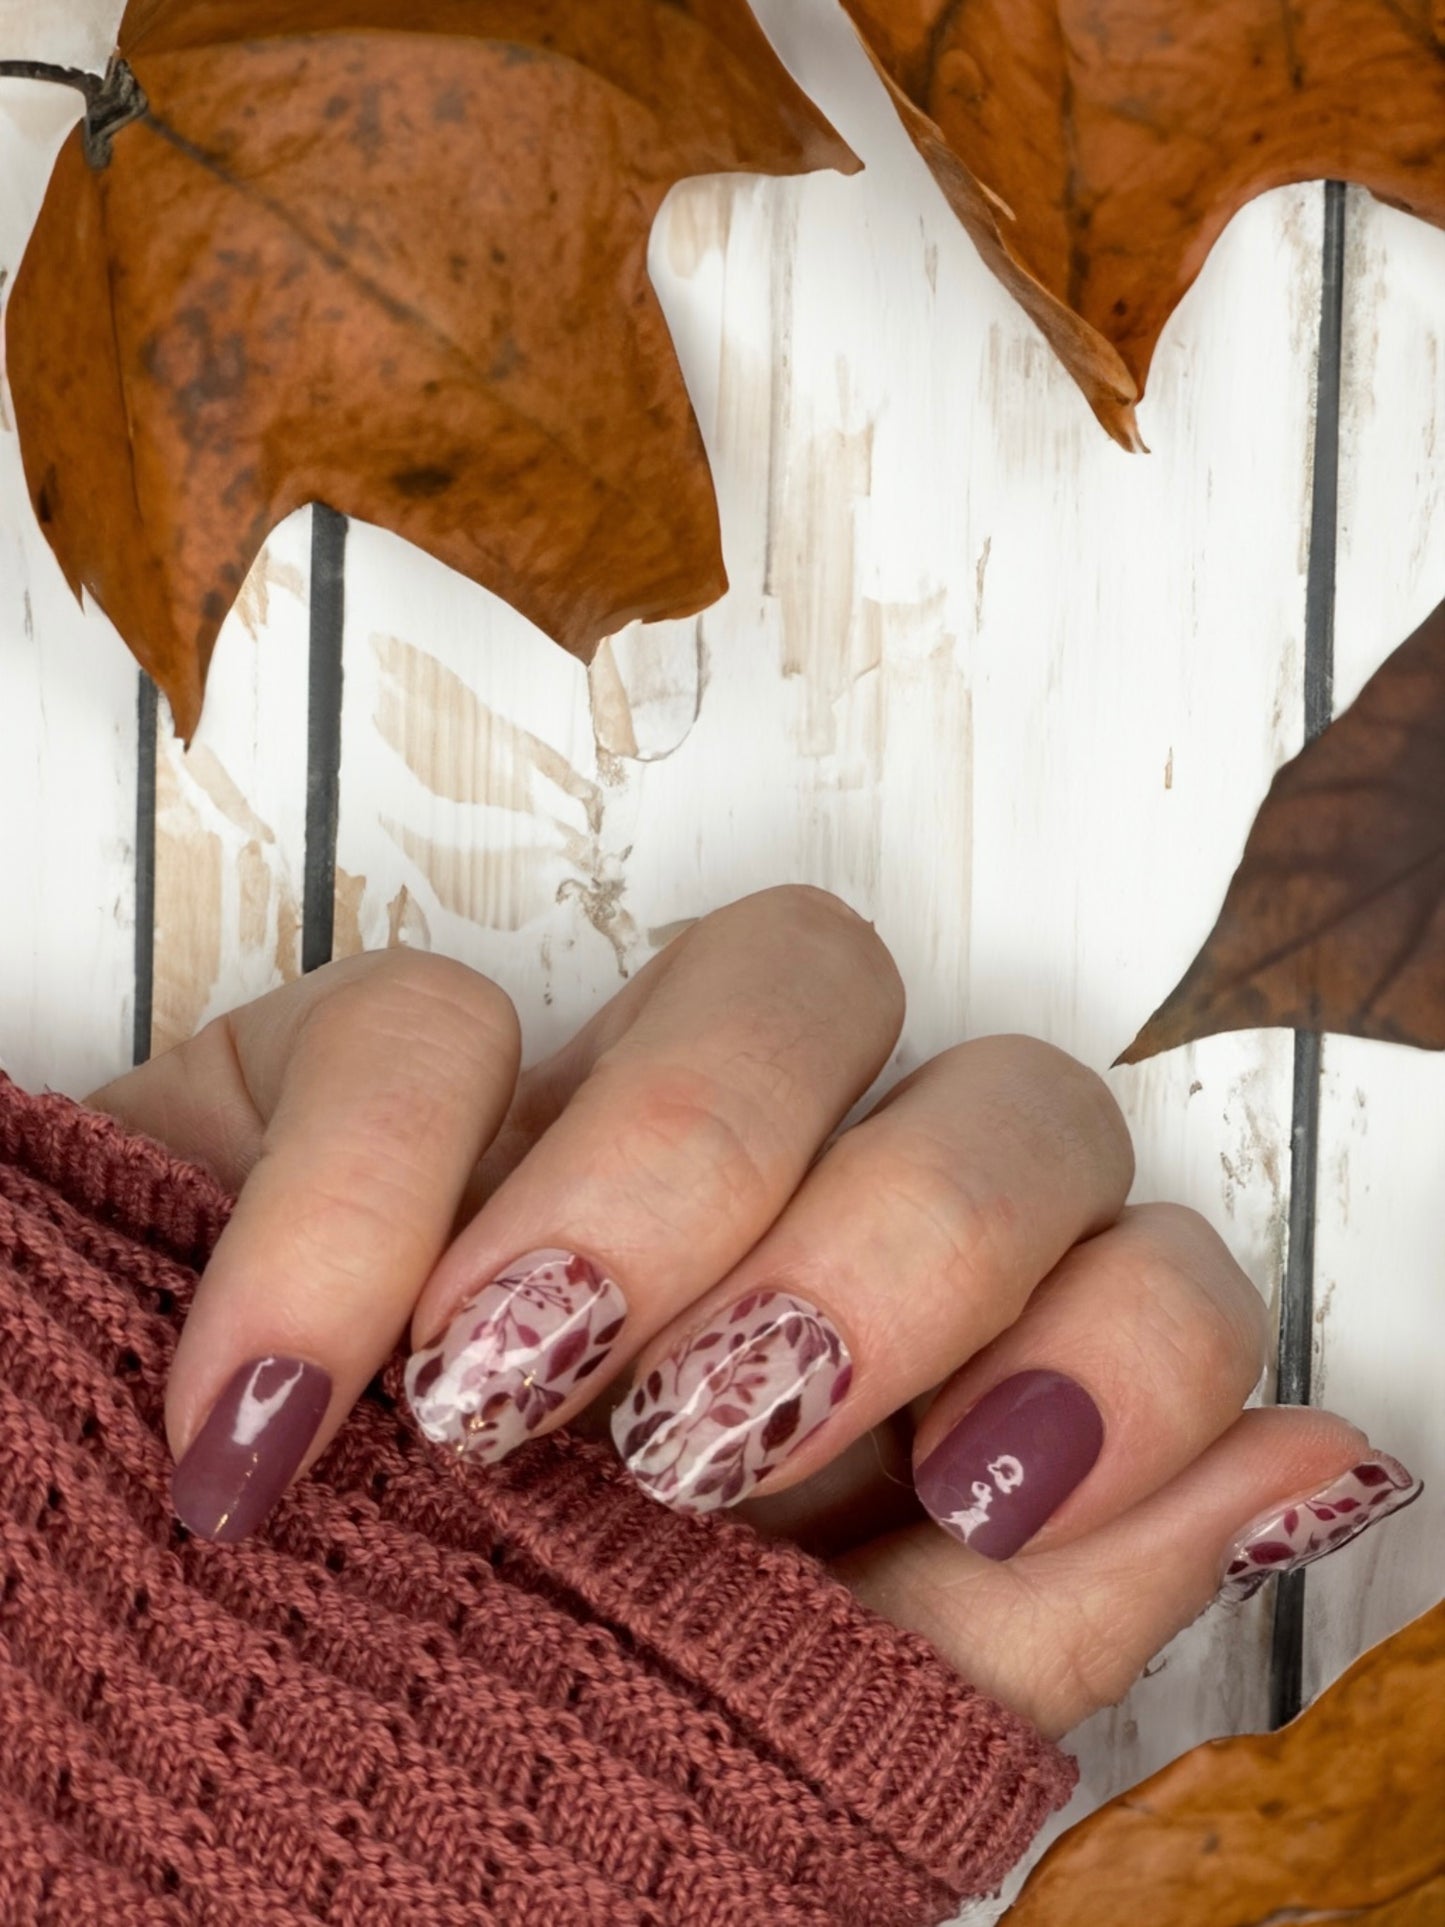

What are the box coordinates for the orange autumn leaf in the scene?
[1360,1874,1445,1926]
[4,2,855,737]
[1008,1598,1445,1925]
[839,0,1445,448]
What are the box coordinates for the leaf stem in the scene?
[0,55,146,166]
[0,60,102,102]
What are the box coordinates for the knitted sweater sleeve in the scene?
[0,1069,1077,1927]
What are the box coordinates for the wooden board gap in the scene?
[303,504,347,973]
[1270,177,1346,1732]
[131,671,157,1066]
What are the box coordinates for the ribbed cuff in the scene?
[424,1425,1079,1892]
[0,1069,1077,1925]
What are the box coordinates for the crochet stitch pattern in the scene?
[0,1070,1076,1925]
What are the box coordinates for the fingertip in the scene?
[169,1354,334,1543]
[856,1403,1418,1740]
[403,1248,629,1462]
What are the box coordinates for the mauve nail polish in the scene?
[171,1355,332,1543]
[915,1368,1104,1560]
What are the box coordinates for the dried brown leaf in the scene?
[840,0,1445,447]
[1008,1599,1445,1926]
[6,1,855,736]
[1119,598,1445,1062]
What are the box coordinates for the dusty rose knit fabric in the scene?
[0,1069,1077,1926]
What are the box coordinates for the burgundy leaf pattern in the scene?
[547,1326,591,1378]
[404,1248,626,1462]
[1218,1453,1423,1603]
[611,1290,852,1514]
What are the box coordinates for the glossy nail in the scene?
[1218,1453,1423,1602]
[915,1369,1105,1560]
[405,1248,626,1460]
[171,1355,332,1543]
[614,1289,852,1512]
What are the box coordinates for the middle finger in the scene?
[613,1035,1135,1510]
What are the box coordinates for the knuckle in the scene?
[966,1036,1136,1205]
[750,881,870,936]
[1134,1259,1264,1408]
[739,885,906,1020]
[1044,1053,1135,1201]
[1122,1204,1270,1387]
[842,1125,1016,1296]
[261,1163,420,1302]
[583,1059,779,1238]
[307,948,520,1071]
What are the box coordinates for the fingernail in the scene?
[613,1290,852,1513]
[1218,1452,1423,1603]
[915,1369,1105,1560]
[405,1248,626,1461]
[171,1355,332,1544]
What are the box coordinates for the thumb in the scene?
[837,1403,1422,1739]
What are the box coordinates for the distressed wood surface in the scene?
[0,68,136,1098]
[0,2,1440,1918]
[1303,186,1445,1698]
[149,513,311,1057]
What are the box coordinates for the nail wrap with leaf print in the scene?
[614,1289,853,1512]
[1218,1452,1423,1602]
[405,1248,626,1460]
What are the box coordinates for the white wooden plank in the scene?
[951,164,1322,1889]
[148,512,311,1057]
[332,0,1320,1868]
[0,0,119,70]
[0,0,310,1068]
[0,67,136,1099]
[1304,186,1445,1699]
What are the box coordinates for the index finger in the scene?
[96,949,521,1540]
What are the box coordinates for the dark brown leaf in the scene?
[1119,597,1445,1062]
[6,0,855,736]
[839,0,1445,448]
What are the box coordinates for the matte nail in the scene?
[171,1355,332,1543]
[915,1368,1105,1560]
[613,1289,853,1513]
[1218,1453,1423,1602]
[405,1248,626,1461]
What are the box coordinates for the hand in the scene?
[89,886,1420,1741]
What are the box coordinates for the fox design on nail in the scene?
[1219,1454,1423,1603]
[942,1455,1027,1543]
[405,1249,626,1461]
[614,1289,852,1513]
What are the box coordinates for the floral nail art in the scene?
[405,1248,626,1461]
[1218,1452,1423,1603]
[612,1289,852,1513]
